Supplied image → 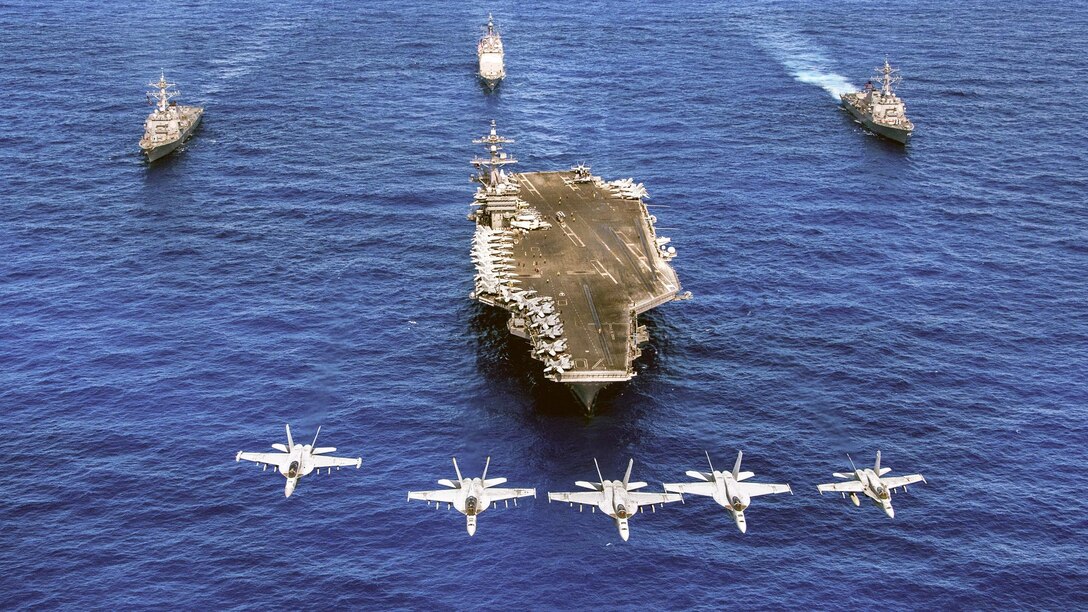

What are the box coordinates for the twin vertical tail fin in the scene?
[285,424,294,449]
[482,456,491,482]
[452,457,464,483]
[622,459,634,488]
[311,426,321,449]
[593,458,606,486]
[732,450,743,480]
[705,451,716,474]
[875,450,881,473]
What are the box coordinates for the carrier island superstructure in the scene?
[468,122,687,410]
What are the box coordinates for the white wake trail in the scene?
[754,28,857,99]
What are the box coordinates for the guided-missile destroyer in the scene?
[468,122,687,410]
[477,13,505,89]
[139,72,203,161]
[840,59,913,144]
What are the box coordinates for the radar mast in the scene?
[472,120,517,192]
[874,58,902,96]
[146,70,180,112]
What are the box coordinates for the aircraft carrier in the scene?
[468,122,687,410]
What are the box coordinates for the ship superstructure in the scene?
[477,13,506,89]
[840,59,914,144]
[139,72,203,161]
[468,122,686,410]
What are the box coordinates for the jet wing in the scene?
[548,491,605,506]
[486,487,536,502]
[310,455,362,469]
[738,482,791,497]
[817,481,865,493]
[628,491,684,506]
[663,481,716,497]
[237,451,290,470]
[408,489,460,504]
[880,474,925,489]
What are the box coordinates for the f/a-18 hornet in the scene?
[236,424,361,498]
[548,459,682,541]
[817,451,926,518]
[664,451,792,533]
[408,457,536,536]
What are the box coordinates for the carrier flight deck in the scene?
[468,122,687,409]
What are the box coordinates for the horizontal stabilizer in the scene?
[735,471,755,481]
[271,443,288,453]
[685,470,711,482]
[483,477,507,488]
[626,481,648,490]
[575,480,603,491]
[437,479,459,489]
[312,447,337,455]
[833,472,854,479]
[879,467,892,476]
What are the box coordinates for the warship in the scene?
[840,59,913,144]
[477,14,505,89]
[468,122,688,410]
[139,72,203,161]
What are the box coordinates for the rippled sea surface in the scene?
[2,0,1086,608]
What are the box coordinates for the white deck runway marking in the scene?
[591,260,619,284]
[615,230,653,274]
[521,176,543,197]
[598,240,625,266]
[562,224,586,247]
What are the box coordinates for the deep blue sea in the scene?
[2,0,1087,608]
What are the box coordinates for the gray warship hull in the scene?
[141,109,203,161]
[840,97,911,144]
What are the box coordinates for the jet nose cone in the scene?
[620,530,630,542]
[467,524,477,536]
[738,522,747,534]
[885,506,895,519]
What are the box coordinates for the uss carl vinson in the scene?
[467,121,689,410]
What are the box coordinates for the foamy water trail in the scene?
[753,28,857,98]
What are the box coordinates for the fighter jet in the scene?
[817,451,926,518]
[663,451,791,533]
[408,457,536,536]
[235,424,361,498]
[548,459,682,541]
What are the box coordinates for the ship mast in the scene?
[472,120,517,192]
[486,13,496,37]
[876,58,901,96]
[146,70,179,112]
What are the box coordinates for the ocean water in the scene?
[2,0,1086,608]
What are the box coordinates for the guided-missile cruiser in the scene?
[467,121,688,410]
[840,59,914,144]
[477,13,505,89]
[139,71,203,161]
